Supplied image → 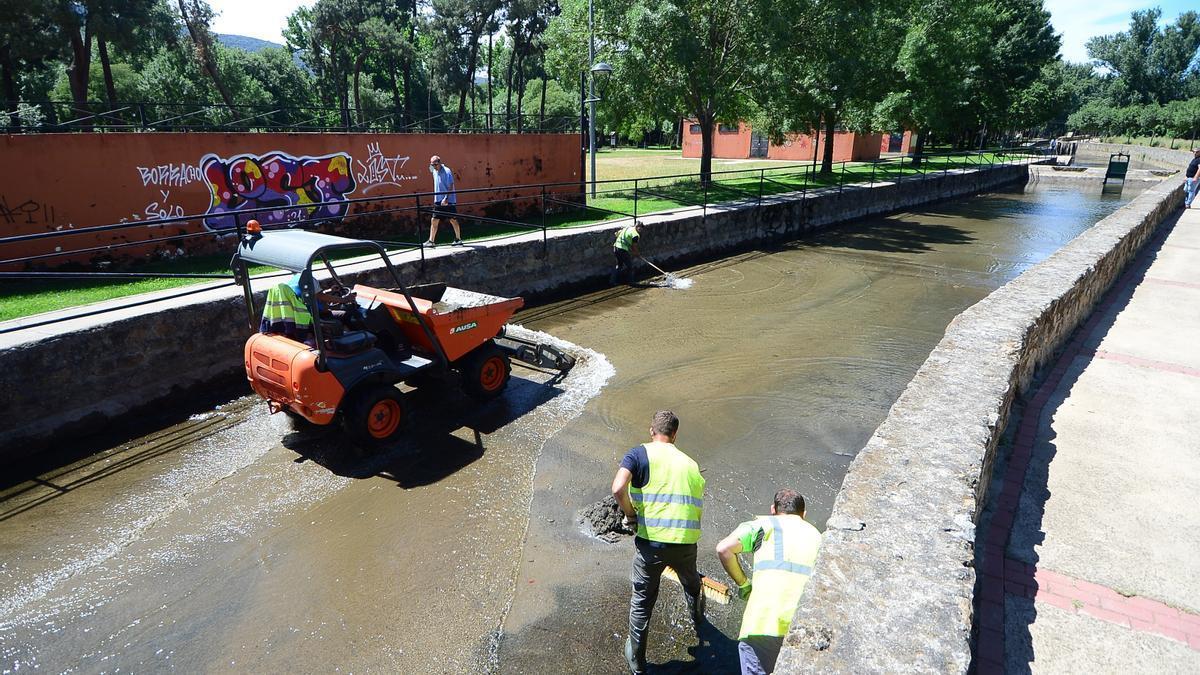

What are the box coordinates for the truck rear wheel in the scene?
[342,384,407,448]
[461,342,511,400]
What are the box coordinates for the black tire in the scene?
[460,342,512,400]
[341,384,407,448]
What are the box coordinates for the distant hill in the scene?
[216,34,284,53]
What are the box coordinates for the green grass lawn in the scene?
[1,150,1026,322]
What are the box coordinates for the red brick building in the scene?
[681,121,884,162]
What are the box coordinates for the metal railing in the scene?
[1,100,580,134]
[0,147,1047,333]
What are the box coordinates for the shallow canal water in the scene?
[0,182,1144,673]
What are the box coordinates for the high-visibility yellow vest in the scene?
[614,226,639,251]
[261,282,314,335]
[739,514,821,639]
[629,441,704,544]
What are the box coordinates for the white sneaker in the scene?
[452,239,464,246]
[423,240,436,247]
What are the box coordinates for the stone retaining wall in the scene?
[1072,141,1194,171]
[774,170,1182,673]
[0,163,1028,462]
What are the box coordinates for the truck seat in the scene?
[324,330,376,357]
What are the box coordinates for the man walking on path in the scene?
[611,410,706,675]
[716,489,821,675]
[424,155,463,246]
[611,221,645,284]
[1185,149,1200,209]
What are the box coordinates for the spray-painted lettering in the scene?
[354,142,416,194]
[0,196,56,224]
[200,151,356,231]
[137,163,204,187]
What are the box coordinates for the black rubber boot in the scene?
[624,635,646,675]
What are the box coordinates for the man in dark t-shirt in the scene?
[1185,150,1200,209]
[611,411,705,675]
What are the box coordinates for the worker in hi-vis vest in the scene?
[611,220,645,285]
[611,410,705,675]
[716,489,821,675]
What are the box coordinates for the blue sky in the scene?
[208,0,1193,65]
[1045,0,1194,62]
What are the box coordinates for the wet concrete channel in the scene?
[0,181,1144,673]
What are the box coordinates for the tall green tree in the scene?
[1086,8,1200,106]
[757,0,902,172]
[0,0,58,123]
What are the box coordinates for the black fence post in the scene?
[758,168,764,205]
[541,185,548,257]
[870,161,876,187]
[634,178,639,219]
[838,161,845,193]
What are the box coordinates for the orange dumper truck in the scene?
[231,229,574,448]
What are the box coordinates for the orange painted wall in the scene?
[0,132,580,268]
[679,121,752,158]
[680,120,881,162]
[879,130,916,154]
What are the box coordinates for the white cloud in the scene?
[1043,0,1155,63]
[208,0,316,45]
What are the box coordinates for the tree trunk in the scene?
[457,30,482,129]
[503,45,515,131]
[388,68,403,129]
[514,52,525,132]
[911,128,927,167]
[487,32,493,131]
[1,46,18,130]
[538,75,547,131]
[66,26,92,126]
[353,52,366,126]
[698,112,715,184]
[98,36,118,108]
[674,115,683,149]
[821,112,836,174]
[403,0,416,124]
[177,0,235,109]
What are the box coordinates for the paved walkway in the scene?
[977,205,1200,672]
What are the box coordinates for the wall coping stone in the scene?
[774,169,1182,673]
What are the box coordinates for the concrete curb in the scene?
[0,163,1030,463]
[774,170,1181,673]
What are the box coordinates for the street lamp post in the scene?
[584,0,612,198]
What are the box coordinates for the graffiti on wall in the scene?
[1,196,57,225]
[354,142,418,194]
[200,151,357,231]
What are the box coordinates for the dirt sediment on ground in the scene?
[579,495,634,542]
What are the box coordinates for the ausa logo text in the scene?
[450,321,478,334]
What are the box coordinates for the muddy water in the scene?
[0,183,1141,673]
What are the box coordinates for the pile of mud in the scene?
[579,496,634,543]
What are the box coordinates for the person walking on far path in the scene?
[611,410,706,675]
[424,155,462,246]
[1184,149,1200,209]
[716,489,821,675]
[611,221,644,284]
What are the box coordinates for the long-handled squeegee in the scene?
[639,256,693,288]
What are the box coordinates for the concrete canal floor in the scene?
[0,183,1143,673]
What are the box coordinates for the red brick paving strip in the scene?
[974,215,1200,669]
